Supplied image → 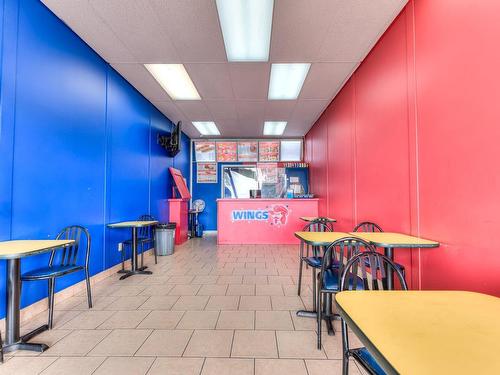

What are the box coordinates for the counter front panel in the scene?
[217,198,319,245]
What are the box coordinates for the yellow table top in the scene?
[300,216,337,222]
[0,240,75,260]
[294,231,352,245]
[107,220,158,228]
[335,291,500,374]
[348,232,439,248]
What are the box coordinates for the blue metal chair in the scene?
[297,220,332,297]
[353,221,406,280]
[120,214,156,272]
[339,251,408,375]
[316,237,376,349]
[21,226,92,329]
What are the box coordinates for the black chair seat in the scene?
[351,347,386,375]
[22,265,84,280]
[322,268,363,291]
[303,256,341,269]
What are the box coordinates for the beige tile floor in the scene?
[1,234,366,375]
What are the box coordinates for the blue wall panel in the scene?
[0,0,190,318]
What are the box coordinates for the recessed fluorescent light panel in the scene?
[268,63,311,100]
[192,121,220,136]
[264,121,287,136]
[144,64,201,100]
[216,0,274,62]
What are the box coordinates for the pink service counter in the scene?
[217,198,319,245]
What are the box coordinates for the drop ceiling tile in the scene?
[282,120,310,137]
[300,62,357,100]
[205,100,238,121]
[149,0,226,63]
[185,64,234,100]
[42,0,135,62]
[89,0,180,62]
[291,100,330,124]
[229,63,270,100]
[270,0,337,62]
[236,101,266,123]
[318,0,408,62]
[112,63,171,102]
[175,101,212,120]
[264,101,297,120]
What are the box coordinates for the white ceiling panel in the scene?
[205,100,238,121]
[43,0,408,138]
[264,101,297,120]
[229,63,271,100]
[41,0,135,62]
[318,0,407,62]
[111,63,172,102]
[185,64,234,100]
[175,101,212,121]
[149,0,227,63]
[89,0,180,62]
[300,62,357,100]
[270,0,337,62]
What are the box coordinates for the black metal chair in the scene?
[21,226,92,329]
[316,237,376,349]
[297,220,332,297]
[353,221,406,280]
[339,251,408,375]
[121,214,157,271]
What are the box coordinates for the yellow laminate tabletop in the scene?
[348,232,439,248]
[0,240,75,260]
[107,220,159,228]
[300,216,337,223]
[335,291,500,374]
[294,231,352,246]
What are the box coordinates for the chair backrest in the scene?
[340,251,408,291]
[52,225,91,268]
[320,237,376,278]
[138,214,155,237]
[353,221,383,233]
[302,220,332,233]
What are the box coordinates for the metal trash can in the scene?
[155,223,176,256]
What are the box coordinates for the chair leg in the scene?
[311,267,317,312]
[140,243,144,268]
[297,258,303,296]
[317,290,322,350]
[0,330,3,363]
[85,268,93,309]
[47,278,55,329]
[342,319,350,375]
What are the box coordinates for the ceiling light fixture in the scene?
[144,64,201,100]
[192,121,221,136]
[263,121,287,136]
[216,0,274,62]
[268,63,311,100]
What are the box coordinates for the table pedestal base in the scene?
[3,324,49,353]
[119,267,152,280]
[296,310,337,335]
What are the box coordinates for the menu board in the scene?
[195,141,216,162]
[257,163,278,184]
[217,142,238,162]
[259,141,280,161]
[197,163,217,183]
[238,141,258,162]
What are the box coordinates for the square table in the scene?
[0,240,74,353]
[348,232,439,288]
[294,231,353,334]
[107,220,158,280]
[335,291,500,374]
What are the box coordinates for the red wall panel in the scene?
[305,0,500,295]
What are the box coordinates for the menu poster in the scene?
[197,163,217,183]
[217,142,238,162]
[257,163,278,184]
[259,141,280,162]
[238,141,258,162]
[195,141,216,162]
